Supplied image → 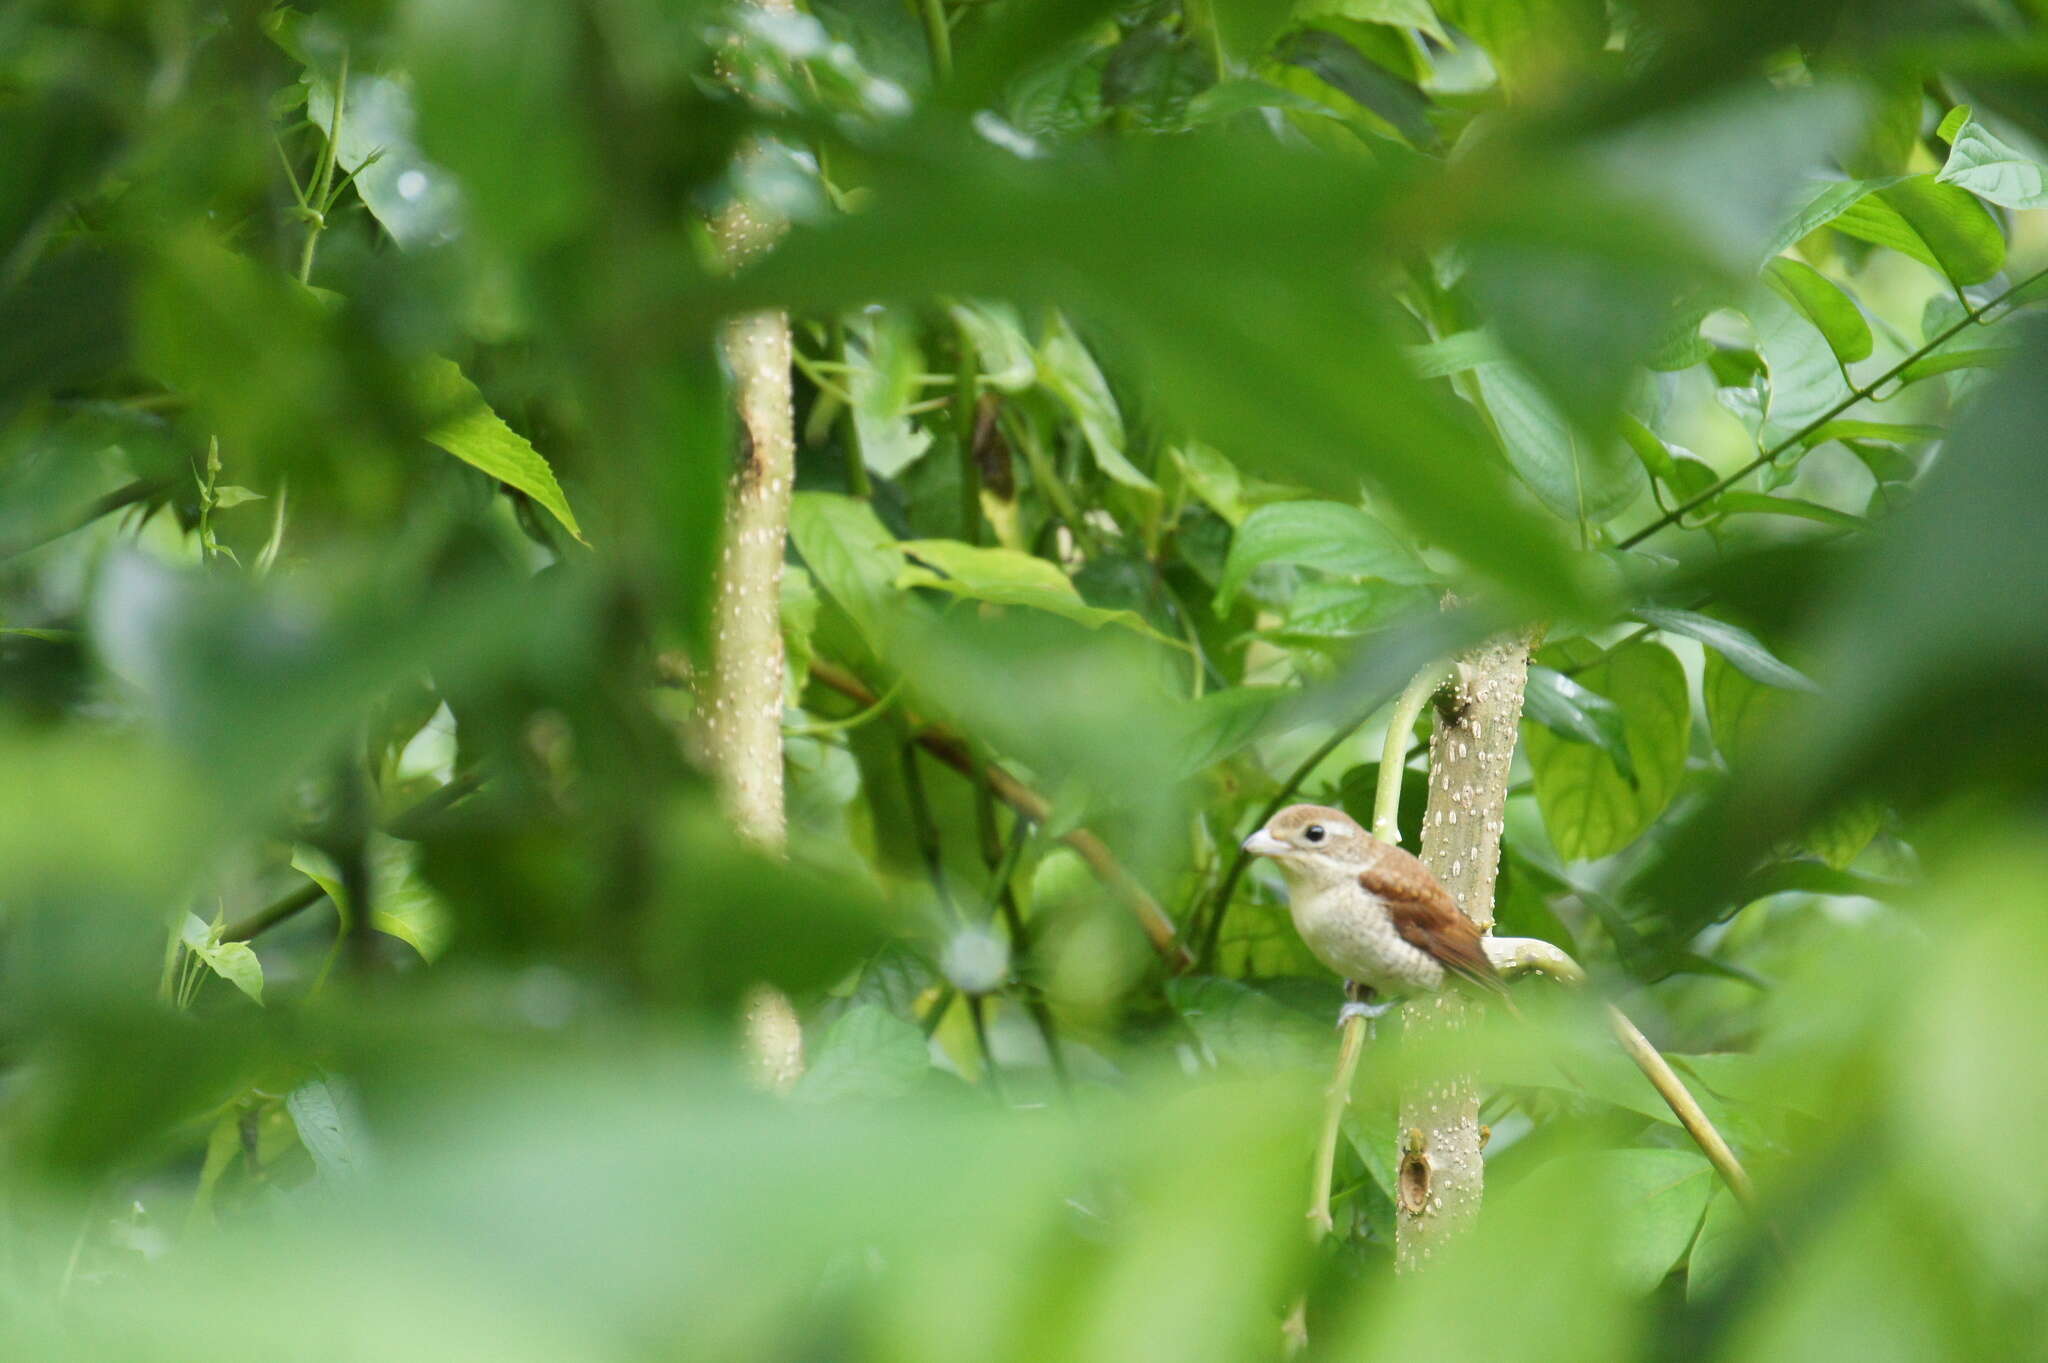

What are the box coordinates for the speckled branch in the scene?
[707,0,804,1091]
[1396,630,1534,1270]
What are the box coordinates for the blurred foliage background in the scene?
[5,0,2048,1358]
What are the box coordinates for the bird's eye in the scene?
[1304,824,1326,844]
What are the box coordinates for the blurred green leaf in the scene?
[1037,313,1152,492]
[292,836,453,961]
[896,539,1172,641]
[793,1003,931,1103]
[1168,976,1331,1071]
[1214,500,1431,609]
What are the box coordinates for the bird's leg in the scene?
[1337,980,1392,1029]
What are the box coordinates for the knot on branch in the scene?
[1398,1127,1433,1217]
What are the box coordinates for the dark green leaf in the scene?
[1524,665,1637,785]
[1635,606,1817,691]
[1830,175,2006,286]
[1714,492,1866,532]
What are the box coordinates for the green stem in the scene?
[952,315,981,544]
[1618,263,2048,550]
[1371,663,1449,843]
[297,48,347,286]
[918,0,953,81]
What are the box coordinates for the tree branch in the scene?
[808,659,1192,971]
[1396,630,1534,1269]
[1617,264,2048,550]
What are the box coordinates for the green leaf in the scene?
[1687,1187,1752,1300]
[846,310,933,478]
[948,300,1036,392]
[789,492,908,654]
[1745,286,1853,436]
[180,914,264,1004]
[1213,499,1431,609]
[1937,110,2048,210]
[291,835,453,961]
[1830,175,2006,286]
[1800,418,1940,448]
[1713,492,1866,532]
[415,355,584,543]
[1702,649,1797,770]
[1635,606,1817,692]
[306,72,462,251]
[1763,258,1871,363]
[1578,1149,1717,1294]
[1473,361,1646,526]
[792,1003,930,1103]
[1166,976,1330,1072]
[209,485,267,510]
[1898,347,2018,383]
[286,1077,369,1181]
[1760,177,1895,261]
[1404,329,1508,378]
[1037,313,1154,492]
[895,539,1172,641]
[1524,665,1637,786]
[1805,794,1886,870]
[1526,640,1689,861]
[1295,0,1449,45]
[1275,26,1437,149]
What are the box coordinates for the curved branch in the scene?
[1617,264,2048,550]
[809,660,1192,971]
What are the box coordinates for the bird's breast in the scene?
[1289,882,1445,995]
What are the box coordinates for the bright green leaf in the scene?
[1937,110,2048,210]
[180,913,265,1004]
[415,356,584,543]
[1830,175,2006,286]
[1526,640,1689,861]
[1763,257,1871,363]
[1037,314,1154,492]
[895,539,1173,641]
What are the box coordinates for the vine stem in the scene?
[297,48,346,286]
[1301,661,1441,1240]
[1617,263,2048,549]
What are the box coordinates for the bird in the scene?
[1240,802,1507,1026]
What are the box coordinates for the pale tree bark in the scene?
[1395,631,1533,1269]
[705,0,803,1092]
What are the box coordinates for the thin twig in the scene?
[222,772,484,942]
[1617,264,2048,550]
[1606,1003,1756,1206]
[808,660,1192,970]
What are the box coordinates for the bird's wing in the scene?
[1359,849,1506,996]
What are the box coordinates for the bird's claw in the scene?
[1336,999,1392,1029]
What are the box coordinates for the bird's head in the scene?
[1242,803,1372,889]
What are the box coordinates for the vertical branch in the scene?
[706,0,803,1091]
[1396,630,1533,1270]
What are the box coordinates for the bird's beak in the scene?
[1241,829,1288,858]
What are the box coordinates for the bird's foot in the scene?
[1336,999,1392,1029]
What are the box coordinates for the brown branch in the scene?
[809,659,1193,971]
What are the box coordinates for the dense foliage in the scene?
[5,0,2048,1358]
